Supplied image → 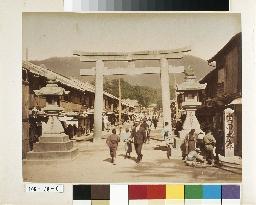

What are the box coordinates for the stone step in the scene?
[39,134,70,143]
[216,164,242,175]
[221,162,242,170]
[26,147,79,160]
[33,141,74,152]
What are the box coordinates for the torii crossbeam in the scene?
[74,47,191,139]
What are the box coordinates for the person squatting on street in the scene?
[131,122,146,163]
[185,148,205,167]
[106,129,120,165]
[203,129,216,165]
[121,128,133,159]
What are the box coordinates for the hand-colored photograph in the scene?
[22,13,242,183]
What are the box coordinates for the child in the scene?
[121,128,132,159]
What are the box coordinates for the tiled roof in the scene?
[22,61,130,104]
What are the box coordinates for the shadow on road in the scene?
[154,145,168,152]
[103,158,112,163]
[118,154,137,162]
[150,138,164,142]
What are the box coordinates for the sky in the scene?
[22,13,241,61]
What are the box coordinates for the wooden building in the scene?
[197,32,242,157]
[22,61,122,158]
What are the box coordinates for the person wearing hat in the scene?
[130,122,146,163]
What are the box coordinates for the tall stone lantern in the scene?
[177,66,207,138]
[27,74,78,160]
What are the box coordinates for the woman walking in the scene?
[106,129,120,165]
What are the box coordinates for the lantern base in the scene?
[26,133,78,160]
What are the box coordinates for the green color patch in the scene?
[185,185,203,199]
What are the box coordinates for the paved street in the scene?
[23,128,241,183]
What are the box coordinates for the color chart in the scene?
[73,184,240,205]
[71,0,229,11]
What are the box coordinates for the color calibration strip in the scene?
[73,184,240,205]
[71,0,229,11]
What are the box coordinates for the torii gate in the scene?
[73,47,191,139]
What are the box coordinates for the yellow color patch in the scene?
[166,185,184,199]
[91,200,110,205]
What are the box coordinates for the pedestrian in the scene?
[146,118,152,143]
[184,129,197,158]
[121,128,133,159]
[214,128,224,166]
[106,129,120,165]
[103,114,110,132]
[161,122,171,141]
[196,131,205,154]
[131,122,146,163]
[141,119,149,143]
[203,128,216,165]
[152,116,158,130]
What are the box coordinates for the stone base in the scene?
[39,134,69,143]
[33,141,74,152]
[179,130,189,139]
[171,137,183,158]
[26,133,78,160]
[27,147,78,160]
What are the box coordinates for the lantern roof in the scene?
[177,66,207,91]
[34,73,70,96]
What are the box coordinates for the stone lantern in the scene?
[177,66,207,138]
[27,74,78,160]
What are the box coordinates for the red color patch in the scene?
[128,185,148,200]
[147,185,166,199]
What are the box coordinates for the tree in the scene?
[103,78,176,108]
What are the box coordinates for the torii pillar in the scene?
[94,60,104,139]
[74,48,191,139]
[160,58,172,126]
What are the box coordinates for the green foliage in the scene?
[104,79,176,108]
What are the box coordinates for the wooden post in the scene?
[118,78,122,127]
[94,60,104,139]
[160,58,172,129]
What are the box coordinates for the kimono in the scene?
[106,134,120,158]
[185,132,197,155]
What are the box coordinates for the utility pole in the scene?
[173,73,179,121]
[26,48,28,61]
[118,78,122,125]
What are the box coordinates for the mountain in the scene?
[31,55,213,88]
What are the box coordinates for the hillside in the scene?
[31,55,213,88]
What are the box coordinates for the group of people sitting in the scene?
[182,128,218,167]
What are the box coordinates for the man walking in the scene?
[131,122,146,163]
[106,129,120,165]
[152,116,158,130]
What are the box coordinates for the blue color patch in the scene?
[202,185,221,199]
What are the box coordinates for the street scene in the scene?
[22,13,242,183]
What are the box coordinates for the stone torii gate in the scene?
[73,48,191,139]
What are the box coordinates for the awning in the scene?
[229,97,242,105]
